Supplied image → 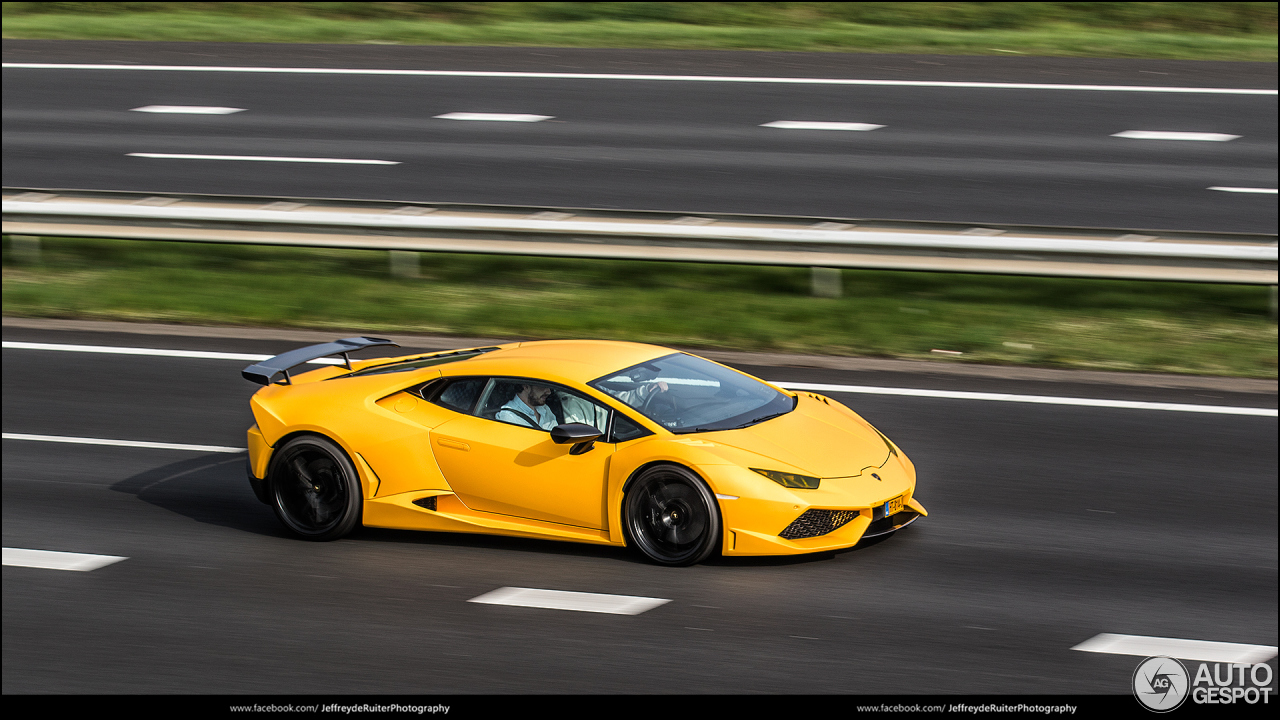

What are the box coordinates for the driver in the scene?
[614,370,669,410]
[497,383,558,430]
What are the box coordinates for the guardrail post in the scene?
[390,250,420,278]
[811,267,842,298]
[7,235,42,264]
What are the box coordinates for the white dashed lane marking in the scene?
[1111,131,1240,141]
[1208,187,1278,194]
[3,548,128,572]
[434,113,552,122]
[468,587,670,615]
[130,105,245,114]
[1073,633,1277,663]
[761,121,884,131]
[126,153,400,165]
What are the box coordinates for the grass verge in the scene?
[4,236,1275,378]
[1,12,1275,61]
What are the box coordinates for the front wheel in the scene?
[267,435,362,541]
[624,465,721,566]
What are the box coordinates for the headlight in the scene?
[751,468,820,489]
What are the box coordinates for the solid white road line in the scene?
[775,382,1278,417]
[2,433,244,453]
[3,548,127,572]
[1208,186,1279,194]
[762,121,884,131]
[1112,131,1240,141]
[434,112,552,122]
[468,587,670,615]
[4,342,1273,417]
[1,341,342,364]
[1073,633,1278,664]
[5,64,1275,95]
[130,105,245,114]
[126,153,400,164]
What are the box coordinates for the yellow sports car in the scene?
[242,337,926,566]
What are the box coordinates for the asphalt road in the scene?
[3,324,1275,694]
[3,41,1277,233]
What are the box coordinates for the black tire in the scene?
[624,464,721,566]
[267,435,362,541]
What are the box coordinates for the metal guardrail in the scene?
[3,188,1276,285]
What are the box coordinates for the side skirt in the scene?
[364,490,618,546]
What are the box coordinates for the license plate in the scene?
[884,495,904,517]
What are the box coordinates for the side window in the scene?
[552,388,610,431]
[472,378,613,433]
[431,378,486,414]
[610,413,651,443]
[478,379,540,424]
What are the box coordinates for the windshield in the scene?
[590,353,794,433]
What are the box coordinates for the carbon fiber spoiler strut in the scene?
[242,337,399,386]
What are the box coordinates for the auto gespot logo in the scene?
[1133,656,1275,711]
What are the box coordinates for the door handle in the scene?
[436,437,470,451]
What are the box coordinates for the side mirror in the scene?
[551,423,603,455]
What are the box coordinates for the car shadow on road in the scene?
[109,452,286,538]
[356,526,858,567]
[703,532,896,566]
[351,525,650,563]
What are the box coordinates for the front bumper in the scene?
[704,464,927,556]
[863,509,923,538]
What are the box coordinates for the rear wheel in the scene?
[624,465,721,566]
[268,435,362,541]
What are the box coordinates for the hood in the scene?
[707,397,890,478]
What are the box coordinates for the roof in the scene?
[442,340,674,385]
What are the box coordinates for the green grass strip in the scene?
[2,13,1276,61]
[4,237,1275,378]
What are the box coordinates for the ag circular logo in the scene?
[1133,656,1189,712]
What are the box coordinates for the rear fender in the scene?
[260,427,379,501]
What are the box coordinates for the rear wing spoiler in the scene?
[242,336,399,386]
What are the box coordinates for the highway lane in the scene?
[3,325,1275,693]
[4,43,1277,233]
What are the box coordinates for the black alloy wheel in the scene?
[268,435,362,541]
[624,465,721,566]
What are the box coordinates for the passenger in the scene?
[496,383,558,430]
